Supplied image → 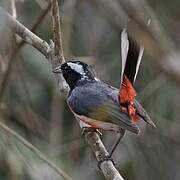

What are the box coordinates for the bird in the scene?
[53,29,155,161]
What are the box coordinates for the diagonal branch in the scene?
[0,7,50,56]
[17,2,51,51]
[0,121,73,180]
[84,132,124,180]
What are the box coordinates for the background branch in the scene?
[0,121,73,180]
[0,1,180,180]
[84,132,124,180]
[0,7,50,56]
[10,0,16,18]
[17,2,51,51]
[51,0,65,65]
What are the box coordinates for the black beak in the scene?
[53,65,62,73]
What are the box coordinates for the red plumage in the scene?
[119,75,138,122]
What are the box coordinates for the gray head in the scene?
[53,60,96,89]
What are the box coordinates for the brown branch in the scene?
[84,132,124,180]
[0,7,50,56]
[0,121,73,180]
[51,0,65,65]
[50,0,69,94]
[17,2,51,51]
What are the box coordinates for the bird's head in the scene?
[53,60,96,89]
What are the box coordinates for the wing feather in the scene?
[68,82,139,134]
[89,101,139,134]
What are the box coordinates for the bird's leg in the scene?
[98,129,125,169]
[109,129,125,157]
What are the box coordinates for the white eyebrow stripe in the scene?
[67,62,86,75]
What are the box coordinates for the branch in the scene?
[84,132,124,180]
[0,121,73,180]
[50,0,69,94]
[10,0,17,18]
[0,7,50,56]
[51,0,65,65]
[0,6,125,180]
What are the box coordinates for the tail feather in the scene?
[134,99,156,127]
[120,29,144,85]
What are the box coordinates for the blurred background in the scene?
[0,0,180,179]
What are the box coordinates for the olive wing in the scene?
[68,84,139,134]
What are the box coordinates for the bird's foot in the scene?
[98,156,115,169]
[82,127,102,136]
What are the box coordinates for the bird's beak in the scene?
[53,65,62,73]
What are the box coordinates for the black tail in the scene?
[121,29,144,84]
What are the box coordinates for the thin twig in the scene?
[0,121,73,180]
[51,0,65,65]
[85,132,125,180]
[50,0,69,94]
[0,48,17,101]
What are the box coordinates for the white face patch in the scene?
[67,62,86,75]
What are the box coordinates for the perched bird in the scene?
[53,29,155,158]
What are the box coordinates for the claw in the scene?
[98,156,115,169]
